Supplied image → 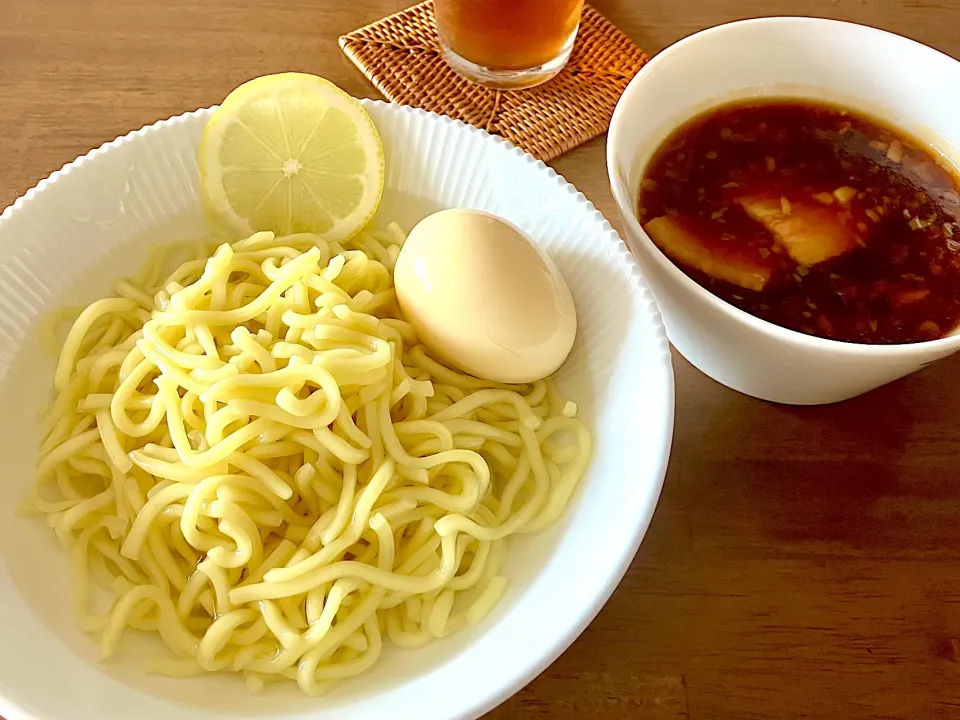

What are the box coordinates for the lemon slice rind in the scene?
[199,73,384,240]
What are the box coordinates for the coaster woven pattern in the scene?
[339,2,649,161]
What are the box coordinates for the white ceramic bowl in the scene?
[608,17,960,405]
[0,101,673,720]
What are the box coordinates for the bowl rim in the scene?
[0,100,675,720]
[607,15,960,357]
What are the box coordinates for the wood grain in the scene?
[4,1,960,718]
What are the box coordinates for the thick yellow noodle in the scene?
[28,224,592,695]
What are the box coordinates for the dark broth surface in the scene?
[639,99,960,344]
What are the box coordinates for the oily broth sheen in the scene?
[639,98,960,344]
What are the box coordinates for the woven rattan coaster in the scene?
[339,2,649,161]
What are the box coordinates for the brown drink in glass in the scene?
[433,0,584,89]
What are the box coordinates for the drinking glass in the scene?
[433,0,585,89]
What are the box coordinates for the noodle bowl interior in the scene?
[25,224,592,696]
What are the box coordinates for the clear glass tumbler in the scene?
[433,0,585,90]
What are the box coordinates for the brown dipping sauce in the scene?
[638,99,960,344]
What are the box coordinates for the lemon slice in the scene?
[200,73,384,239]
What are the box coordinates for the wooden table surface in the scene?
[4,1,960,718]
